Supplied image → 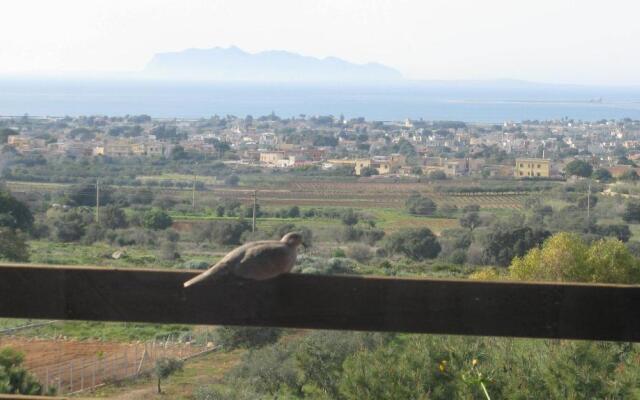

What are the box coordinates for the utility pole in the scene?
[95,179,100,224]
[587,181,591,220]
[192,173,197,211]
[252,190,257,232]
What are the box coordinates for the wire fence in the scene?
[30,338,216,395]
[1,328,217,396]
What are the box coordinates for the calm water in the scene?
[1,79,640,122]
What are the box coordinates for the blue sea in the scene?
[1,78,640,123]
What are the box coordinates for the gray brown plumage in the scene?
[183,232,303,288]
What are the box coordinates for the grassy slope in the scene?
[86,350,243,399]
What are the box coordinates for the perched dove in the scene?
[183,232,303,288]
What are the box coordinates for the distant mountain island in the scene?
[143,46,403,82]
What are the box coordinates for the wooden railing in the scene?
[1,263,639,342]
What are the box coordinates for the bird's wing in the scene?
[234,243,293,280]
[182,246,247,288]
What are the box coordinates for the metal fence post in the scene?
[70,362,73,393]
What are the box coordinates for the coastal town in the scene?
[3,114,640,180]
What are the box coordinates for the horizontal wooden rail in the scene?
[0,263,639,342]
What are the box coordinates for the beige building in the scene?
[260,151,286,166]
[515,158,550,178]
[327,154,406,176]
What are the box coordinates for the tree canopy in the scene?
[384,228,441,260]
[565,160,593,178]
[0,347,51,395]
[510,233,640,284]
[405,193,437,216]
[0,191,33,232]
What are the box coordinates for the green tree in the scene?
[297,331,387,398]
[385,228,441,260]
[0,228,29,261]
[592,168,613,182]
[101,205,128,229]
[50,209,92,242]
[622,202,640,223]
[359,167,378,177]
[143,209,173,230]
[154,357,183,394]
[215,326,283,350]
[67,183,111,207]
[406,193,437,216]
[429,170,448,180]
[225,175,240,186]
[0,347,52,395]
[341,209,359,226]
[459,212,481,231]
[287,206,300,218]
[209,220,250,245]
[620,169,639,182]
[0,128,18,144]
[596,224,631,242]
[565,160,593,178]
[0,191,34,232]
[483,225,549,267]
[510,233,640,283]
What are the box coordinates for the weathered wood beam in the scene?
[0,263,639,341]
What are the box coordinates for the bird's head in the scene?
[281,232,304,248]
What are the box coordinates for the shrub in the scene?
[101,205,128,229]
[332,248,346,258]
[622,202,640,223]
[0,347,52,395]
[429,170,447,180]
[406,193,437,216]
[143,209,173,230]
[215,326,283,350]
[448,249,467,265]
[0,190,33,231]
[225,175,240,186]
[82,224,106,245]
[384,228,441,260]
[565,159,593,178]
[346,244,373,263]
[510,233,640,284]
[341,209,359,226]
[181,260,210,270]
[49,209,92,242]
[154,357,183,394]
[0,228,29,261]
[159,240,180,261]
[228,341,301,395]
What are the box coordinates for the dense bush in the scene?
[345,243,373,263]
[101,205,128,229]
[405,193,437,216]
[142,209,173,230]
[384,228,441,260]
[511,232,640,283]
[0,190,34,231]
[215,326,283,350]
[49,209,93,242]
[623,201,640,223]
[0,347,53,395]
[0,228,29,261]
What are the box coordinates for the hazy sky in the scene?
[1,0,638,85]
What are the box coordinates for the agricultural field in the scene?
[0,334,213,395]
[7,178,534,210]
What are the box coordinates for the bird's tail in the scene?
[183,268,216,288]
